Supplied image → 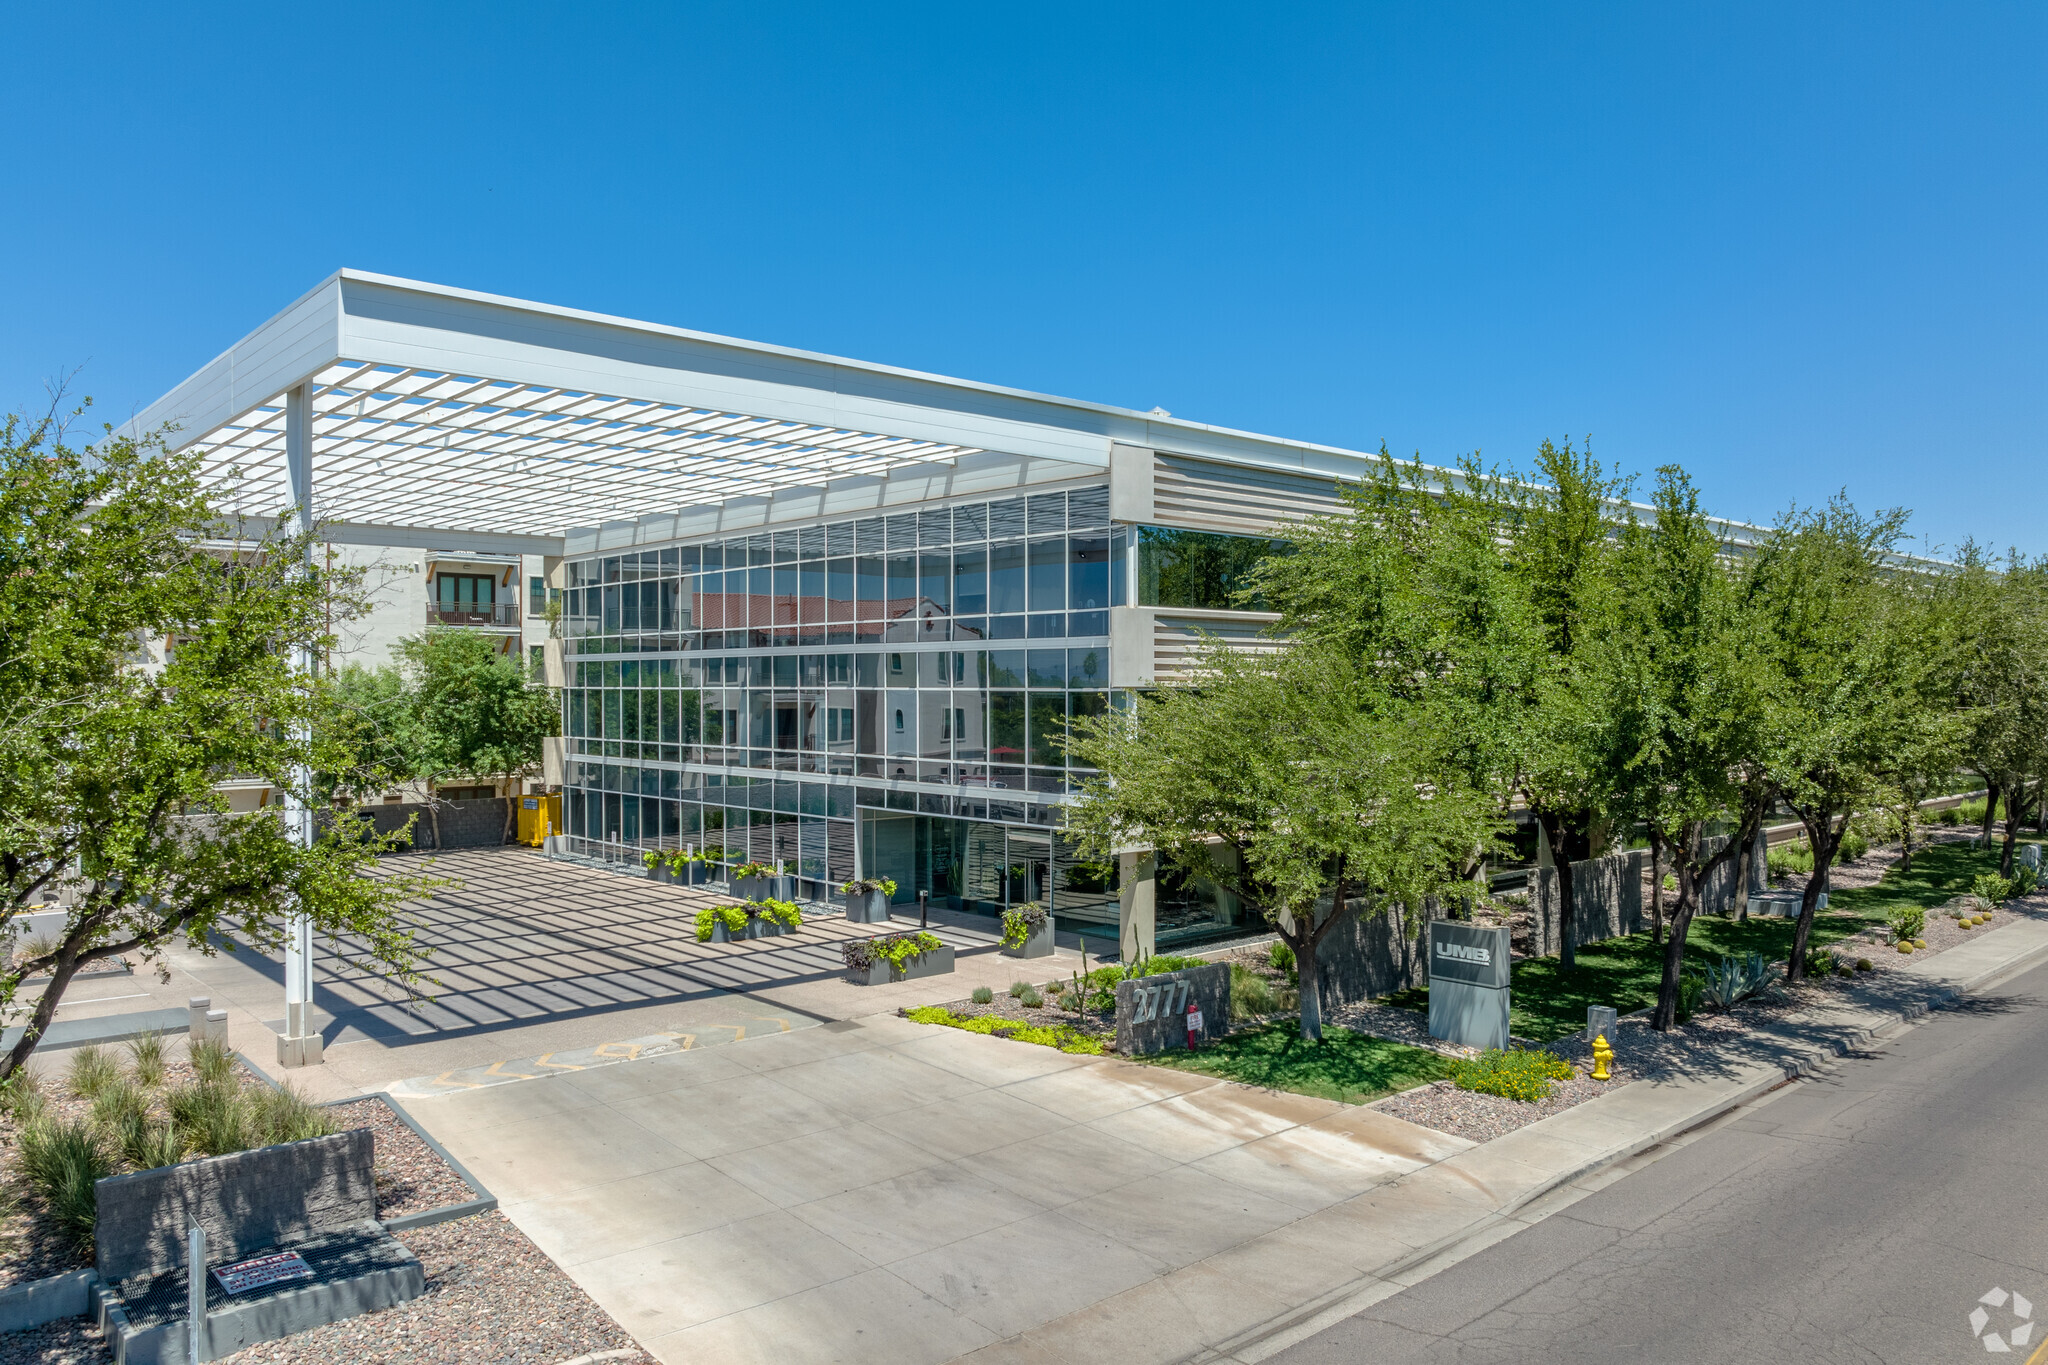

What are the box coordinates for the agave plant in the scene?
[1698,953,1780,1012]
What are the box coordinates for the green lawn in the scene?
[1138,1021,1455,1104]
[1382,836,2033,1041]
[1828,836,2030,916]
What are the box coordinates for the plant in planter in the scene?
[754,899,804,933]
[841,930,950,983]
[999,901,1054,958]
[695,904,753,943]
[840,876,898,924]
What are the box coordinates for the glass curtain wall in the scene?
[558,485,1121,914]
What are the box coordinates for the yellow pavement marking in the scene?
[429,1071,486,1089]
[593,1041,643,1060]
[532,1053,587,1071]
[484,1060,544,1080]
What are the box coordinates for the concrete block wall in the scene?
[1529,850,1647,957]
[348,797,513,851]
[95,1130,376,1284]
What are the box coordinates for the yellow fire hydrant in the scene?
[1591,1032,1614,1082]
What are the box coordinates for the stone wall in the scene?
[1529,850,1647,957]
[1306,900,1434,1013]
[95,1129,376,1284]
[346,798,513,851]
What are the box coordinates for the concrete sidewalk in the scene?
[952,916,2048,1365]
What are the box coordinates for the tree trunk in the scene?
[1650,838,1698,1030]
[1786,810,1841,983]
[1295,924,1324,1042]
[1734,833,1754,921]
[2000,789,2028,877]
[502,784,519,844]
[1536,811,1577,969]
[1898,802,1916,873]
[0,955,79,1083]
[1649,837,1664,945]
[1981,784,2001,848]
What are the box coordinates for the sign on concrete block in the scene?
[214,1251,313,1295]
[1115,963,1229,1056]
[1427,921,1511,1051]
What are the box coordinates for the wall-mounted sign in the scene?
[1115,962,1229,1056]
[213,1250,313,1296]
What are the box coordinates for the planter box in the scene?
[847,943,955,985]
[1000,915,1056,959]
[734,875,771,902]
[709,919,734,943]
[844,890,892,924]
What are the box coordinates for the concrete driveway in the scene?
[408,1010,1469,1365]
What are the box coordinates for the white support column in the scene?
[278,383,323,1068]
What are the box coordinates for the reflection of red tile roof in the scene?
[690,592,950,628]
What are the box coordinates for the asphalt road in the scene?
[1272,957,2048,1365]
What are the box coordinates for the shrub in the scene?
[1676,975,1705,1022]
[902,1005,1104,1054]
[2011,865,2040,898]
[1955,799,1987,827]
[1230,963,1279,1021]
[1017,986,1043,1008]
[1937,806,1961,826]
[1803,947,1837,979]
[1267,941,1297,981]
[90,1077,149,1131]
[119,1116,187,1170]
[1008,980,1033,998]
[1698,953,1780,1011]
[127,1033,167,1089]
[167,1080,251,1157]
[1888,906,1927,941]
[189,1036,238,1087]
[18,1116,113,1253]
[732,861,775,879]
[1835,831,1869,864]
[971,986,994,1005]
[754,899,803,930]
[1767,843,1814,881]
[1972,873,2015,904]
[694,904,751,941]
[67,1045,123,1099]
[839,876,897,897]
[1449,1048,1576,1103]
[247,1083,336,1147]
[1000,901,1048,949]
[3,1070,49,1125]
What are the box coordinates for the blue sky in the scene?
[3,3,2041,554]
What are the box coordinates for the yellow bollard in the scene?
[1591,1032,1614,1082]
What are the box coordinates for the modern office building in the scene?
[123,270,1616,953]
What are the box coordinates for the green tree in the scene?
[1584,467,1766,1030]
[397,627,560,841]
[1745,497,1951,979]
[1066,639,1501,1041]
[1249,441,1628,968]
[1941,545,2048,875]
[0,408,442,1081]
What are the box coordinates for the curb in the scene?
[1185,925,2048,1365]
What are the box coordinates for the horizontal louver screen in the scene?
[1152,454,1348,534]
[1151,610,1288,683]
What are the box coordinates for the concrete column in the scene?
[1118,851,1156,963]
[278,383,322,1069]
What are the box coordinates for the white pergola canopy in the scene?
[126,271,1445,553]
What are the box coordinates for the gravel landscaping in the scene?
[0,1213,657,1365]
[0,1058,482,1287]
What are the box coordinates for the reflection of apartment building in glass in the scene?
[132,271,1774,954]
